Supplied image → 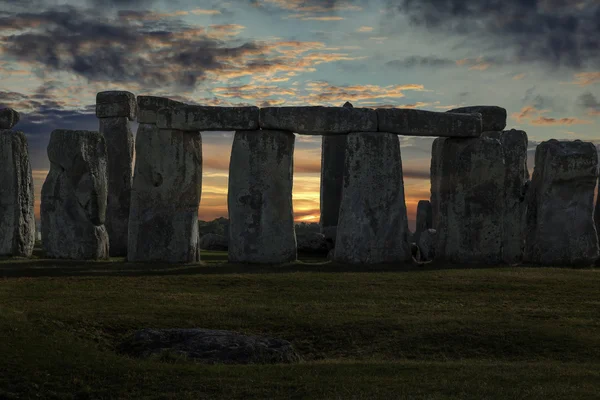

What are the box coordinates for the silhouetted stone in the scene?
[228,130,296,264]
[447,105,507,132]
[0,129,35,256]
[430,137,446,231]
[334,132,411,264]
[260,106,377,134]
[199,233,228,251]
[41,130,109,259]
[414,200,432,244]
[377,108,482,137]
[157,105,259,131]
[417,228,436,262]
[96,91,136,120]
[524,140,599,266]
[296,232,331,255]
[128,125,202,263]
[0,108,20,129]
[137,96,185,124]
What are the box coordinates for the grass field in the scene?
[1,250,599,399]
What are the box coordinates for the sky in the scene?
[1,0,599,229]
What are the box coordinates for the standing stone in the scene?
[41,130,109,259]
[334,132,411,264]
[430,137,446,231]
[0,129,35,257]
[97,96,135,256]
[417,228,436,262]
[319,101,352,242]
[524,140,599,266]
[414,200,432,244]
[435,136,506,264]
[596,174,600,265]
[228,130,296,264]
[128,125,202,263]
[0,108,20,129]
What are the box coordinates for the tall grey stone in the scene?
[228,130,296,264]
[596,174,600,265]
[524,140,599,266]
[97,91,136,256]
[435,136,506,264]
[334,132,411,264]
[430,137,446,231]
[319,102,352,242]
[0,129,35,257]
[414,200,432,244]
[128,125,202,263]
[41,130,109,260]
[0,108,20,129]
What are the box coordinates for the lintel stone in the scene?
[156,105,259,131]
[137,96,186,124]
[377,108,482,137]
[447,105,507,132]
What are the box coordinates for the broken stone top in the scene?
[537,139,598,173]
[96,91,136,120]
[137,96,186,124]
[47,129,106,171]
[0,108,20,129]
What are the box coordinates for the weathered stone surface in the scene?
[483,130,529,264]
[417,229,436,262]
[96,91,136,120]
[296,232,331,255]
[435,136,505,264]
[0,108,20,129]
[98,117,134,257]
[137,96,186,124]
[260,106,377,135]
[41,130,109,259]
[118,328,301,364]
[157,105,259,131]
[414,200,432,244]
[377,108,482,137]
[128,125,202,263]
[0,130,35,256]
[319,102,352,242]
[430,137,446,231]
[334,132,412,264]
[596,174,600,264]
[199,233,228,251]
[524,140,599,266]
[447,106,507,132]
[228,130,296,264]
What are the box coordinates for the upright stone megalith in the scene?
[334,132,412,264]
[414,200,432,244]
[128,125,202,263]
[430,137,446,232]
[524,140,599,266]
[41,130,109,259]
[0,129,35,257]
[96,91,136,256]
[319,101,352,242]
[228,130,297,264]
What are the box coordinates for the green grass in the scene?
[1,251,599,399]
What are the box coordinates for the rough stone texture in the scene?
[447,106,507,132]
[137,96,185,124]
[417,229,436,262]
[319,102,352,242]
[98,117,134,257]
[483,130,529,264]
[0,108,20,129]
[128,125,202,263]
[524,140,599,266]
[334,132,412,264]
[430,137,446,231]
[377,108,482,137]
[228,130,297,264]
[118,328,301,364]
[414,200,432,244]
[96,91,136,120]
[435,136,506,264]
[157,105,259,131]
[296,232,331,255]
[0,130,35,256]
[596,175,600,264]
[260,106,377,135]
[41,130,109,259]
[199,233,228,251]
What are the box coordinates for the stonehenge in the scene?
[0,126,35,257]
[524,140,599,266]
[96,91,136,256]
[414,200,432,245]
[41,129,110,260]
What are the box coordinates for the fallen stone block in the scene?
[156,105,259,131]
[96,91,136,120]
[377,108,482,137]
[0,108,20,129]
[260,106,377,134]
[447,105,507,131]
[228,130,297,264]
[41,129,109,259]
[137,96,186,124]
[296,232,332,255]
[525,139,599,266]
[0,129,35,257]
[199,233,228,251]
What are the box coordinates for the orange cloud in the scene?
[301,82,427,104]
[513,73,526,80]
[530,116,593,126]
[512,106,593,126]
[357,26,374,32]
[569,72,600,86]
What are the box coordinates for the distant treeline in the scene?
[198,218,320,237]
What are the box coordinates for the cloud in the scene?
[301,81,427,104]
[357,26,373,32]
[568,72,600,86]
[512,105,593,126]
[577,92,600,116]
[386,56,455,69]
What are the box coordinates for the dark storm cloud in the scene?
[577,92,600,115]
[382,0,600,69]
